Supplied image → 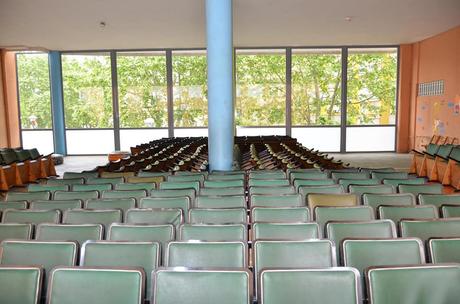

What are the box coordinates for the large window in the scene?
[117,52,168,150]
[291,49,342,151]
[62,53,114,154]
[16,52,54,154]
[236,49,286,136]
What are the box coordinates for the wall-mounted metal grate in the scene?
[418,80,444,96]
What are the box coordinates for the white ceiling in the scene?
[0,0,459,50]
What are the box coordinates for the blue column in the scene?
[206,0,234,171]
[48,51,67,155]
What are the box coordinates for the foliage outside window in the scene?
[62,53,113,128]
[17,53,52,129]
[292,49,342,126]
[236,50,286,127]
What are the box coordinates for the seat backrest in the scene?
[125,208,183,227]
[362,193,416,209]
[371,172,409,182]
[126,176,164,186]
[115,182,156,191]
[100,171,136,178]
[167,174,205,183]
[349,185,395,197]
[151,189,196,202]
[159,181,200,192]
[47,178,85,186]
[54,190,99,201]
[30,200,83,211]
[179,224,247,242]
[195,195,246,208]
[326,220,397,257]
[250,194,303,208]
[63,209,122,232]
[137,171,170,178]
[290,171,329,181]
[6,191,51,202]
[441,205,460,218]
[0,223,32,242]
[419,193,460,207]
[27,184,69,193]
[166,241,247,268]
[36,224,103,244]
[0,150,19,164]
[367,265,460,304]
[314,206,374,237]
[153,268,251,304]
[189,208,247,224]
[63,172,98,179]
[293,179,336,190]
[299,185,344,201]
[449,146,460,161]
[0,201,28,210]
[249,170,286,179]
[400,218,460,242]
[248,179,290,187]
[339,179,380,191]
[429,238,460,263]
[48,267,145,304]
[203,180,245,188]
[72,184,112,192]
[307,194,358,210]
[200,187,245,196]
[108,224,175,244]
[81,241,159,299]
[251,207,310,223]
[249,186,296,195]
[85,198,136,213]
[332,172,369,181]
[2,209,61,224]
[0,266,42,304]
[382,178,426,187]
[207,173,245,180]
[398,184,444,195]
[101,190,148,200]
[252,222,319,241]
[260,268,360,304]
[378,205,438,224]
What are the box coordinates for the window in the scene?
[235,49,286,136]
[16,52,54,154]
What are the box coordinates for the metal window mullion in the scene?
[110,51,120,150]
[166,50,174,137]
[340,47,348,153]
[286,48,292,137]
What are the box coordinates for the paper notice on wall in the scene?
[434,119,446,135]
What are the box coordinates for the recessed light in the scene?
[345,16,352,22]
[99,21,106,28]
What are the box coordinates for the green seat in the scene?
[174,171,208,176]
[441,205,460,218]
[208,173,245,180]
[252,222,318,241]
[332,171,369,181]
[48,267,145,304]
[382,178,426,187]
[160,181,200,192]
[254,240,335,300]
[63,209,122,232]
[85,198,136,213]
[166,241,247,268]
[0,201,28,210]
[200,187,245,196]
[140,197,190,220]
[63,172,98,179]
[203,180,244,188]
[260,268,360,304]
[189,208,247,224]
[339,179,380,191]
[167,174,205,183]
[293,179,336,190]
[115,182,156,191]
[153,268,251,304]
[398,184,444,195]
[81,241,159,299]
[72,184,113,192]
[251,207,310,223]
[0,223,32,242]
[248,179,290,187]
[378,205,438,223]
[290,171,329,182]
[363,193,416,209]
[125,208,183,227]
[349,185,395,198]
[343,238,425,293]
[180,224,247,241]
[371,171,409,182]
[0,266,42,304]
[367,264,460,304]
[27,184,69,192]
[419,193,460,207]
[36,224,103,244]
[47,178,85,186]
[101,190,148,200]
[400,219,460,242]
[249,170,286,179]
[299,185,344,202]
[29,200,83,211]
[6,191,51,202]
[138,171,170,178]
[326,220,396,257]
[86,177,124,186]
[151,189,196,203]
[2,209,60,224]
[314,206,374,237]
[196,195,246,208]
[54,190,99,200]
[249,186,296,195]
[429,238,460,263]
[250,194,303,208]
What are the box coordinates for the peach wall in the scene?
[396,44,413,152]
[0,53,7,147]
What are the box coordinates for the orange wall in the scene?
[409,26,460,150]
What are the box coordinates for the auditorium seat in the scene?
[100,171,136,179]
[0,223,32,241]
[440,205,460,217]
[251,207,310,223]
[0,266,42,304]
[48,267,144,304]
[252,222,319,241]
[36,224,103,243]
[196,195,246,208]
[338,179,380,191]
[249,170,286,179]
[400,218,460,242]
[293,179,335,190]
[137,171,170,178]
[200,187,245,196]
[28,184,69,193]
[54,190,99,200]
[30,199,83,211]
[299,185,344,202]
[429,238,460,263]
[208,173,245,180]
[160,181,200,191]
[72,184,113,192]
[250,194,302,208]
[367,264,460,304]
[362,193,416,209]
[314,206,374,237]
[307,193,357,210]
[126,176,164,186]
[63,209,122,233]
[383,178,426,187]
[189,208,247,224]
[6,191,51,201]
[2,209,61,224]
[47,178,85,186]
[85,198,136,213]
[378,205,438,223]
[371,171,409,182]
[86,177,124,186]
[398,184,444,195]
[140,197,190,220]
[331,171,369,181]
[249,186,296,195]
[153,268,251,304]
[63,172,98,179]
[167,174,205,183]
[260,268,360,304]
[0,201,27,210]
[125,208,183,228]
[166,241,247,268]
[290,171,329,181]
[203,179,245,188]
[179,224,247,242]
[151,189,196,203]
[115,182,156,191]
[248,179,290,187]
[101,189,148,200]
[418,193,460,207]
